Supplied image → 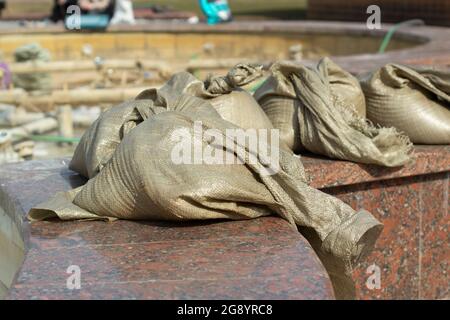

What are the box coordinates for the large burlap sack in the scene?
[69,99,154,179]
[136,63,273,130]
[29,71,382,299]
[209,89,274,130]
[255,93,302,152]
[254,58,413,167]
[360,64,450,144]
[71,65,272,179]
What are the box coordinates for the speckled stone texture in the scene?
[0,145,448,300]
[304,146,450,300]
[0,20,448,300]
[0,159,333,300]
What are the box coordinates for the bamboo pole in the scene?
[186,59,259,71]
[9,117,58,139]
[0,87,151,110]
[10,59,171,75]
[9,58,263,75]
[0,107,45,127]
[57,105,74,145]
[2,59,267,111]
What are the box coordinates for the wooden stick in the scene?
[0,87,152,110]
[57,105,74,144]
[9,117,58,139]
[0,108,45,127]
[10,59,170,75]
[9,58,263,75]
[186,59,257,71]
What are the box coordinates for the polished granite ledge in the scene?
[304,145,450,189]
[0,159,334,300]
[302,145,449,299]
[0,145,448,299]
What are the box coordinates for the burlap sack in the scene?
[254,58,413,167]
[69,99,154,179]
[136,63,273,130]
[29,66,383,299]
[209,90,274,130]
[360,64,450,144]
[71,65,272,179]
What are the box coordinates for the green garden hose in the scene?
[248,78,267,93]
[378,19,425,54]
[13,134,81,143]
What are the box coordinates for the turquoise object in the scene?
[199,0,232,25]
[65,14,110,30]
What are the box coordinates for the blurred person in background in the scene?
[110,0,135,25]
[50,0,115,23]
[0,0,6,18]
[79,0,115,18]
[50,0,78,22]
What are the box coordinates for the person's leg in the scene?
[104,0,116,20]
[50,0,64,22]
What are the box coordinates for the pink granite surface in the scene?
[302,146,449,299]
[1,145,448,299]
[0,159,333,300]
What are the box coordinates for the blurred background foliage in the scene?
[4,0,308,20]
